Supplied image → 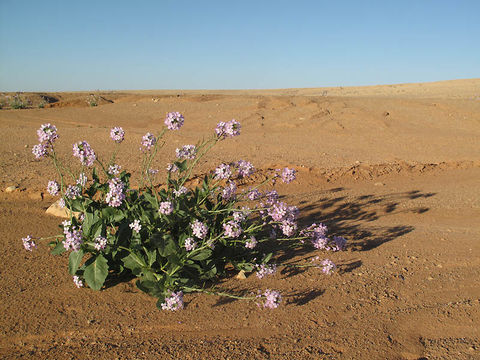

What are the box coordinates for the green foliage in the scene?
[29,118,336,310]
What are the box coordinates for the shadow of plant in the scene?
[297,188,435,251]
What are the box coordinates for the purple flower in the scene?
[191,219,208,239]
[73,276,84,288]
[265,190,279,205]
[129,220,141,233]
[175,144,196,160]
[148,168,159,175]
[141,132,157,151]
[63,227,83,252]
[245,236,257,249]
[332,236,347,251]
[301,223,330,249]
[166,163,179,173]
[223,220,242,238]
[236,160,255,177]
[32,143,49,159]
[58,198,66,208]
[321,259,337,275]
[256,264,277,279]
[214,163,232,180]
[233,209,248,222]
[280,167,296,184]
[76,173,87,187]
[65,185,81,199]
[72,141,96,166]
[110,127,125,143]
[311,236,329,250]
[222,181,237,201]
[164,111,184,130]
[280,220,297,237]
[184,237,197,251]
[159,201,173,215]
[246,188,261,200]
[267,201,288,222]
[47,180,59,196]
[94,236,107,251]
[106,177,125,207]
[262,289,282,309]
[22,235,37,251]
[215,119,241,139]
[108,164,121,175]
[161,291,184,311]
[37,123,58,143]
[173,186,189,197]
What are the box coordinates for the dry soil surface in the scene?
[1,79,479,359]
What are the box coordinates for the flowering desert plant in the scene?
[24,113,347,310]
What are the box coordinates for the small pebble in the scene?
[5,185,17,193]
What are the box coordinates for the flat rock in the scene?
[46,200,79,218]
[235,270,247,280]
[5,186,17,193]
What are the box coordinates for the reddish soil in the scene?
[1,79,479,359]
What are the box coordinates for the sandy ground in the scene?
[0,79,479,359]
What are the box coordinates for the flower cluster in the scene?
[94,236,108,251]
[301,224,347,251]
[77,173,87,187]
[141,133,157,151]
[32,124,59,159]
[62,221,83,252]
[129,220,141,233]
[161,291,184,311]
[320,259,336,275]
[105,177,126,207]
[47,180,59,196]
[110,127,125,143]
[191,220,208,239]
[222,181,237,200]
[158,201,173,215]
[261,289,282,309]
[73,141,96,166]
[164,112,184,130]
[176,145,196,160]
[173,186,189,197]
[166,163,179,173]
[108,164,121,175]
[280,167,296,184]
[256,263,277,279]
[184,237,197,251]
[266,201,299,237]
[65,185,81,199]
[236,160,255,178]
[214,163,232,180]
[215,119,241,138]
[245,236,257,249]
[73,275,84,288]
[223,220,242,238]
[37,123,58,143]
[22,235,37,251]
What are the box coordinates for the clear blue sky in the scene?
[0,0,479,91]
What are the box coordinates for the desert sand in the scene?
[0,79,479,359]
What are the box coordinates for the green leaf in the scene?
[263,252,273,264]
[50,241,66,255]
[122,252,146,275]
[68,249,84,275]
[147,249,157,267]
[151,233,179,257]
[189,249,212,261]
[84,254,108,291]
